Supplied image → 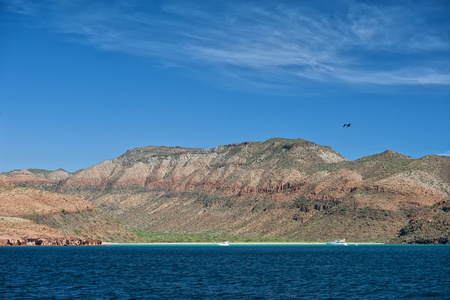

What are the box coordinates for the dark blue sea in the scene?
[1,244,449,299]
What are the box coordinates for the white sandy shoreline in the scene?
[102,242,385,245]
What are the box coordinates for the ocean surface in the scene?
[1,244,449,299]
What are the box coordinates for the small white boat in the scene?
[218,241,229,246]
[326,239,348,246]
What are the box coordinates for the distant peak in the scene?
[356,149,412,162]
[381,150,411,158]
[383,149,398,155]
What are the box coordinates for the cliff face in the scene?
[0,185,137,244]
[2,138,449,243]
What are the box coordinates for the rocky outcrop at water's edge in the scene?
[0,236,102,246]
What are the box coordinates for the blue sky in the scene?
[1,0,449,172]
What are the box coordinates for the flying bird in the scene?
[343,123,352,128]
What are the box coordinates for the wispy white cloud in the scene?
[4,0,450,87]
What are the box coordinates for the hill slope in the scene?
[0,185,137,244]
[2,138,449,243]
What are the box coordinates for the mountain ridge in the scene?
[1,138,449,243]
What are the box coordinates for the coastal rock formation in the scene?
[0,236,102,246]
[0,216,101,246]
[2,138,449,243]
[0,186,137,244]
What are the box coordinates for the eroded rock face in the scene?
[0,169,67,189]
[0,187,136,244]
[0,236,102,246]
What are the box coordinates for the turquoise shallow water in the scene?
[0,245,449,299]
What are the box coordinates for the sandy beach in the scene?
[102,242,385,246]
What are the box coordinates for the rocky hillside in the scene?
[0,168,70,187]
[2,138,449,243]
[0,185,137,244]
[0,217,102,246]
[396,199,450,244]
